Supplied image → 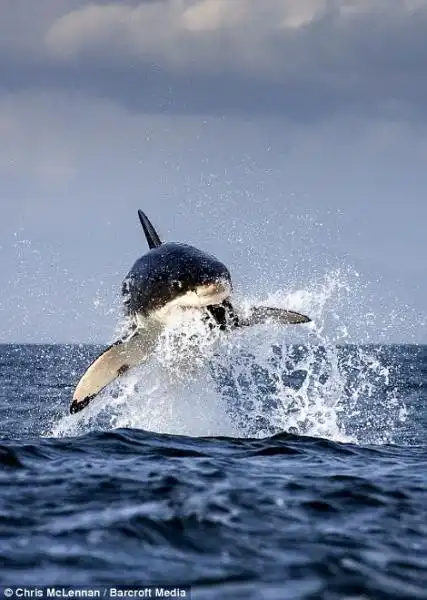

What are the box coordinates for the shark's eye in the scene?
[172,280,182,291]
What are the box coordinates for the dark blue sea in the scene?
[1,341,427,599]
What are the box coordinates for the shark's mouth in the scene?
[160,280,232,313]
[130,281,232,328]
[138,281,230,325]
[195,281,231,303]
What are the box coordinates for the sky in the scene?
[1,0,427,343]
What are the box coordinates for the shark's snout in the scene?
[195,280,231,299]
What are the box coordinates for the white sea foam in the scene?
[51,269,406,444]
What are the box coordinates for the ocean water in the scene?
[1,318,427,598]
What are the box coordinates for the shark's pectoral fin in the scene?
[206,301,311,330]
[239,306,312,327]
[70,326,160,414]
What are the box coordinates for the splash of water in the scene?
[51,269,407,444]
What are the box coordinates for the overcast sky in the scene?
[1,0,427,343]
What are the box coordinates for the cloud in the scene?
[45,1,426,76]
[0,1,425,118]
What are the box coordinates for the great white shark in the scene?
[70,210,311,414]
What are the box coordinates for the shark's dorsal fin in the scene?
[138,209,162,249]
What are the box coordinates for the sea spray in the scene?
[51,270,407,444]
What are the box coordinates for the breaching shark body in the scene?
[70,210,311,414]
